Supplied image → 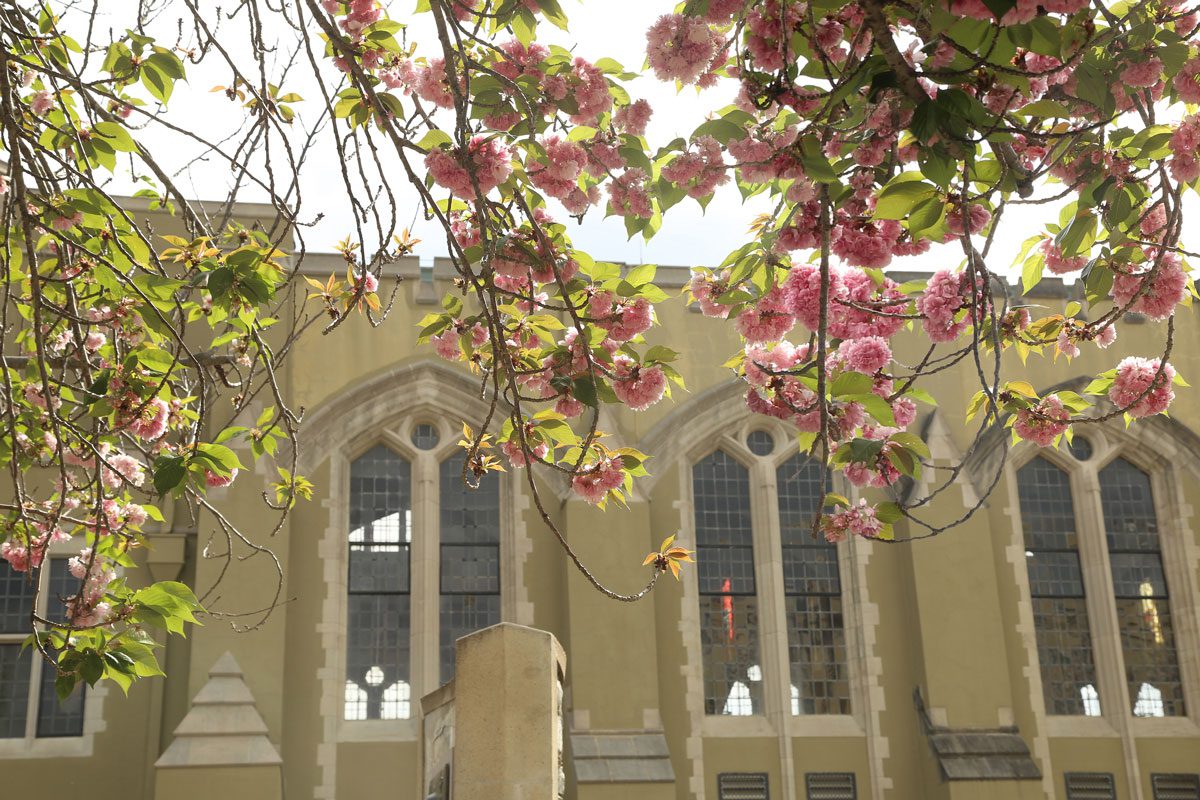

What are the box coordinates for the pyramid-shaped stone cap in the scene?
[156,652,282,768]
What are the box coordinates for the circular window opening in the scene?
[1069,435,1093,461]
[411,423,440,450]
[746,430,775,457]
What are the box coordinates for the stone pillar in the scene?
[154,652,283,800]
[451,623,567,800]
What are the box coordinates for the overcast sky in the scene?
[83,0,1174,278]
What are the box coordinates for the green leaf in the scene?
[93,121,138,152]
[830,371,873,397]
[875,175,939,220]
[625,263,656,286]
[416,129,453,151]
[1022,253,1045,293]
[875,501,904,524]
[850,393,897,427]
[643,345,679,363]
[137,347,176,374]
[152,454,187,494]
[55,670,78,701]
[81,652,104,686]
[798,136,838,183]
[905,387,938,407]
[194,443,244,473]
[572,376,598,408]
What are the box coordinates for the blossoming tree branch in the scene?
[0,0,1195,694]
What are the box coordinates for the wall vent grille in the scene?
[806,772,857,800]
[1065,772,1116,800]
[1153,774,1200,800]
[718,772,769,800]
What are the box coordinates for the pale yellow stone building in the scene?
[2,244,1200,800]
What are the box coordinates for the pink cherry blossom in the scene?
[30,90,54,115]
[1040,240,1087,274]
[892,397,917,428]
[918,269,986,343]
[1056,328,1080,359]
[1109,357,1175,417]
[127,397,170,440]
[687,270,732,318]
[1094,324,1117,348]
[646,14,722,86]
[608,168,654,219]
[501,437,549,468]
[1174,58,1200,103]
[838,336,892,375]
[568,57,613,125]
[614,99,653,136]
[822,499,884,543]
[946,203,992,237]
[1013,395,1069,447]
[611,358,667,411]
[1110,252,1188,321]
[661,136,728,198]
[205,468,238,488]
[413,58,456,109]
[1121,57,1163,89]
[589,291,653,342]
[735,286,795,343]
[571,456,625,504]
[425,136,512,199]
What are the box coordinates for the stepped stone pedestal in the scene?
[154,652,283,800]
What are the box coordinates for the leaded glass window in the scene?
[36,560,85,736]
[777,454,849,715]
[693,450,762,715]
[346,445,411,720]
[0,559,86,739]
[1017,457,1101,716]
[439,453,501,682]
[1099,459,1185,717]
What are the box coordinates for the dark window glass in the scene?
[0,564,36,634]
[411,423,440,451]
[0,559,85,738]
[439,453,501,683]
[346,445,412,720]
[778,454,848,715]
[0,644,32,739]
[37,560,85,737]
[1100,459,1184,717]
[746,430,775,456]
[694,451,762,715]
[1017,458,1101,716]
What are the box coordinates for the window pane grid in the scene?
[694,451,762,716]
[1017,458,1101,716]
[1099,459,1184,718]
[0,566,36,634]
[439,454,501,683]
[346,445,412,720]
[778,454,848,715]
[1032,597,1102,716]
[0,644,32,738]
[36,560,85,737]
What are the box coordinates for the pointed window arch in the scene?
[1099,458,1185,717]
[693,449,762,716]
[777,454,849,715]
[1017,456,1101,716]
[438,453,501,683]
[346,444,412,720]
